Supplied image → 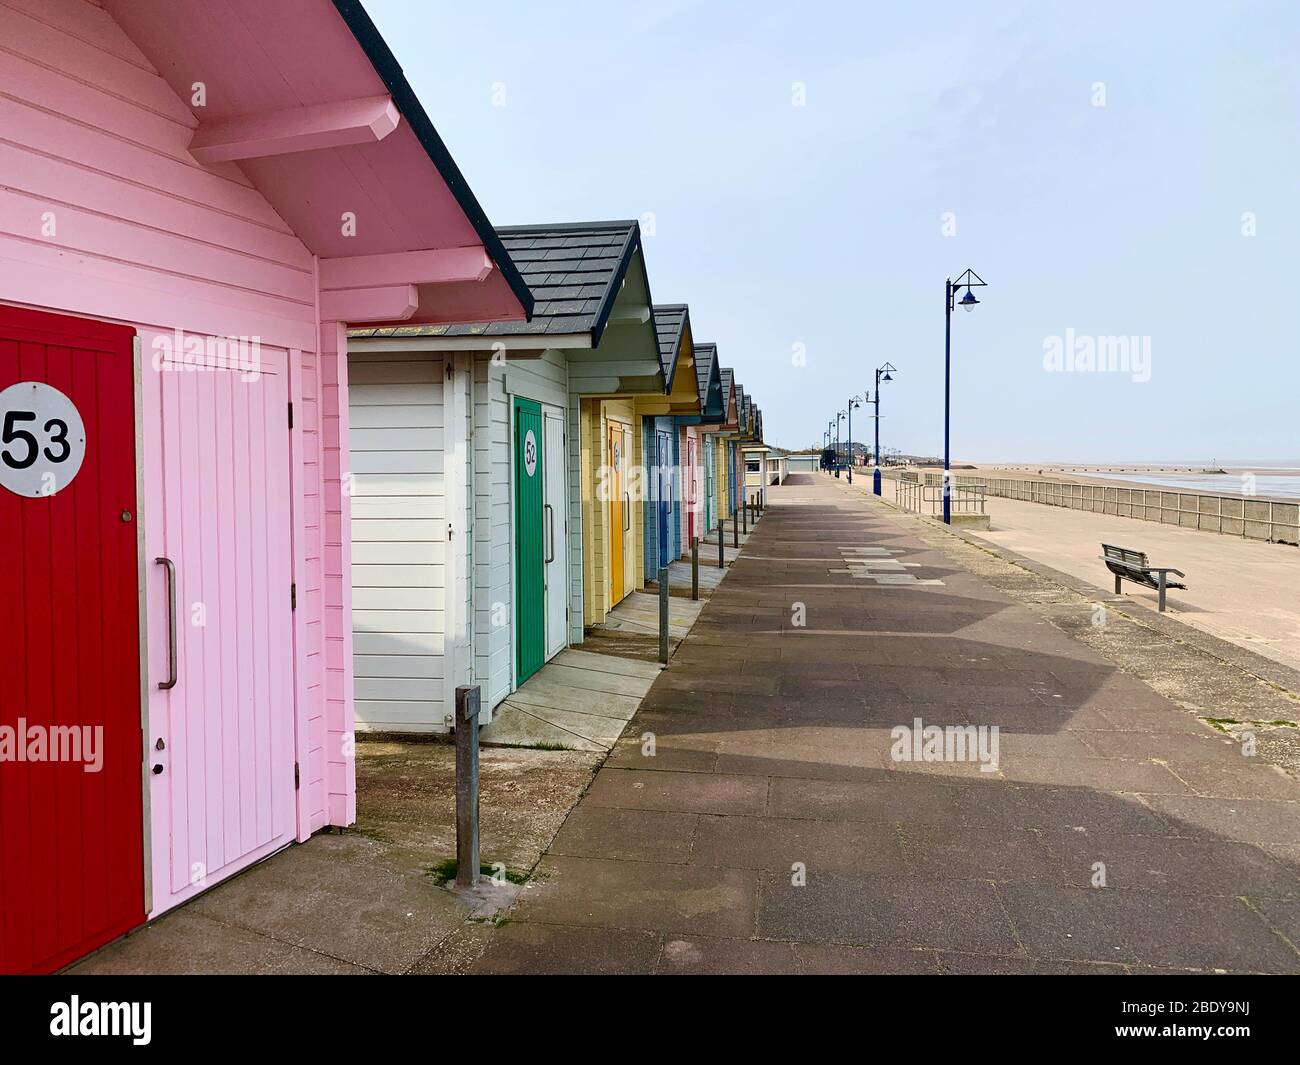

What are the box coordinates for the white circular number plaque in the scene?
[523,429,538,477]
[0,381,87,498]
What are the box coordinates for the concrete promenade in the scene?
[471,473,1300,974]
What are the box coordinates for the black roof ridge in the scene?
[497,219,640,235]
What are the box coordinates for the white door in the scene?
[543,405,568,658]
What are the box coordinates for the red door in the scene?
[0,305,144,973]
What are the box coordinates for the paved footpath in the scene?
[473,474,1300,974]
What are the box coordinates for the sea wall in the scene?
[914,473,1300,546]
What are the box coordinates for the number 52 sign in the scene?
[0,381,87,498]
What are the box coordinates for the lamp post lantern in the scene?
[943,270,987,523]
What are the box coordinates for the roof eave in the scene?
[332,0,533,319]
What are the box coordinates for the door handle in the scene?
[155,556,177,690]
[544,503,555,563]
[624,492,630,531]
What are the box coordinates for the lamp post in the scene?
[870,362,896,496]
[943,269,987,523]
[846,397,861,483]
[835,410,846,478]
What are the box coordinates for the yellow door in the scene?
[609,423,624,604]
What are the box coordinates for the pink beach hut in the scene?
[0,0,530,972]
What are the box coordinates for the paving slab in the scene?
[480,646,660,750]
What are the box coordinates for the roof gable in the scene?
[693,342,724,419]
[350,219,653,342]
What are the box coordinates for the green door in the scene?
[514,398,545,683]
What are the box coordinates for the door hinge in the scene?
[294,762,300,790]
[287,401,294,430]
[290,582,297,610]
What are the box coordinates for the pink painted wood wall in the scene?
[0,0,353,913]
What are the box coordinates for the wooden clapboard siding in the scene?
[0,0,317,350]
[347,351,445,732]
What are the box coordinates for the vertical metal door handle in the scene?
[624,492,630,530]
[155,556,177,690]
[544,504,555,563]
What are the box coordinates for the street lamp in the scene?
[870,363,897,496]
[943,269,987,523]
[835,410,846,478]
[846,396,862,483]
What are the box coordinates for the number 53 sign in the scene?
[0,381,87,498]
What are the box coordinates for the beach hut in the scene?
[346,220,665,728]
[743,404,770,504]
[676,340,724,550]
[0,0,530,972]
[691,343,723,534]
[642,306,701,580]
[705,366,741,532]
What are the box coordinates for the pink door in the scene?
[686,436,697,545]
[149,344,296,912]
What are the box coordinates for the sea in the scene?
[1080,463,1300,500]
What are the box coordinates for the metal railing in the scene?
[895,478,986,517]
[920,473,1300,546]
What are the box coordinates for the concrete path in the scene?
[472,473,1300,974]
[480,649,663,752]
[871,476,1300,672]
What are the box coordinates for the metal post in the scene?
[718,521,725,569]
[847,402,853,483]
[944,278,952,524]
[454,685,481,889]
[732,509,739,548]
[742,495,748,534]
[658,566,670,663]
[691,537,699,600]
[873,369,882,496]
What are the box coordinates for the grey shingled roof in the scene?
[719,367,736,422]
[693,342,720,416]
[652,304,688,386]
[349,220,642,342]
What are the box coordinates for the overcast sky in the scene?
[368,0,1298,463]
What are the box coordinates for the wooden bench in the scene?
[1101,543,1186,612]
